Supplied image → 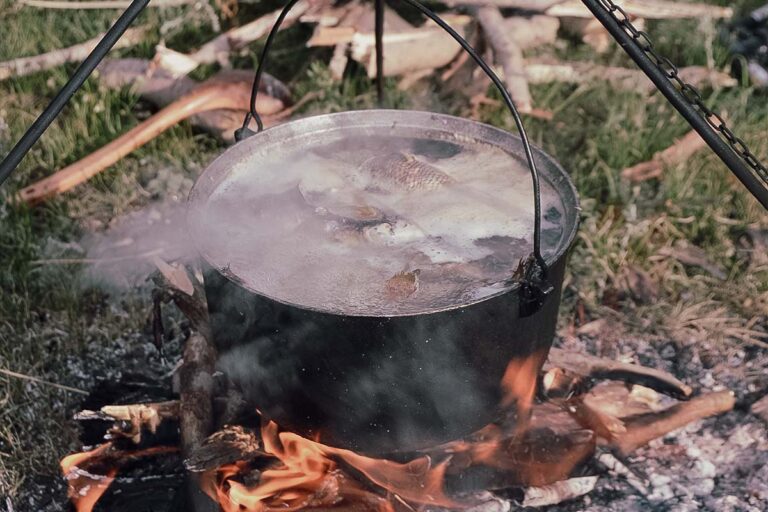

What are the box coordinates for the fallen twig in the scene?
[20,0,193,8]
[477,6,533,113]
[547,347,693,400]
[595,450,649,495]
[524,60,736,93]
[447,0,732,20]
[612,390,736,455]
[17,78,284,204]
[154,0,314,74]
[522,476,599,507]
[0,367,87,395]
[622,130,707,182]
[0,27,146,81]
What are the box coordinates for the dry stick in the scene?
[447,0,733,19]
[154,0,313,74]
[476,6,533,113]
[622,130,707,182]
[17,80,283,205]
[75,401,180,444]
[20,0,193,8]
[0,27,146,81]
[547,347,693,400]
[0,367,88,395]
[524,61,736,94]
[96,59,291,141]
[612,390,736,455]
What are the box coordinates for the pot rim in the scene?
[187,109,580,318]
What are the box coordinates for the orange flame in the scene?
[60,443,117,512]
[61,443,178,512]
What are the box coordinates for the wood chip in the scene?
[522,476,598,507]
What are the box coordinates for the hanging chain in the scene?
[596,0,768,184]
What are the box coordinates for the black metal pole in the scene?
[581,0,768,209]
[375,0,385,105]
[0,0,150,187]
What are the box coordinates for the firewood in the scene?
[0,27,146,81]
[16,78,284,205]
[152,260,211,341]
[595,450,649,495]
[75,401,180,444]
[20,0,193,8]
[541,367,587,399]
[524,60,736,93]
[610,390,735,455]
[565,397,627,441]
[446,0,733,20]
[477,7,533,113]
[96,59,290,142]
[521,476,598,507]
[547,347,693,400]
[185,425,264,472]
[180,332,217,454]
[309,2,470,78]
[622,129,707,182]
[751,394,768,426]
[153,0,316,74]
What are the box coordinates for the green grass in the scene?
[1,0,767,503]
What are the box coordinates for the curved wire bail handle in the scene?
[240,0,553,316]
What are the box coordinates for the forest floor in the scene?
[0,0,767,510]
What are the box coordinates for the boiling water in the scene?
[194,133,565,315]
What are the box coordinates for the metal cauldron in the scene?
[187,110,579,454]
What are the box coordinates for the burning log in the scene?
[610,390,736,455]
[547,347,693,400]
[185,425,263,472]
[60,443,178,512]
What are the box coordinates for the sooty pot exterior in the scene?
[205,256,568,454]
[189,111,580,455]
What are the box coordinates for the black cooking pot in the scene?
[188,110,579,454]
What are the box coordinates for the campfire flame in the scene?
[60,442,177,512]
[60,444,117,512]
[200,349,576,511]
[62,348,594,511]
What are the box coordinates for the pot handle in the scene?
[238,0,553,317]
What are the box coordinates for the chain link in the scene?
[596,0,768,184]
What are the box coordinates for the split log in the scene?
[153,0,315,74]
[611,390,735,455]
[622,129,707,182]
[16,77,283,205]
[547,347,693,400]
[524,60,736,93]
[477,6,533,112]
[447,0,733,20]
[0,27,146,81]
[185,425,263,472]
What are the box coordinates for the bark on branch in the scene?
[0,27,146,81]
[547,347,693,400]
[477,6,533,112]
